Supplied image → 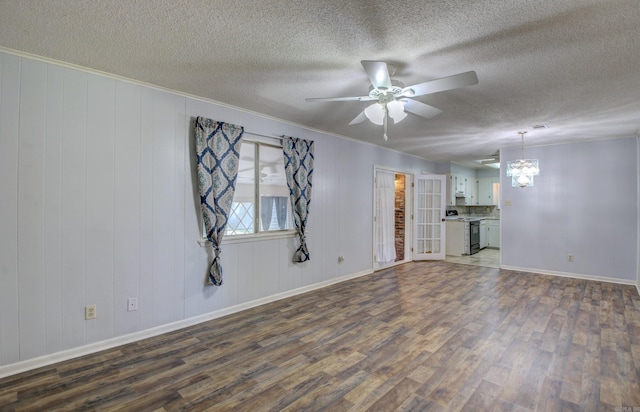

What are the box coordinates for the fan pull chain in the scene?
[383,106,389,141]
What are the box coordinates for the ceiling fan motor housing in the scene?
[368,80,406,103]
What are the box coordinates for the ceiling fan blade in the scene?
[403,71,478,97]
[349,111,368,125]
[305,95,375,102]
[361,61,392,89]
[402,99,443,119]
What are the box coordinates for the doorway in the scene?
[374,168,412,270]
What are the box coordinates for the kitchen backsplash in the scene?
[447,205,500,218]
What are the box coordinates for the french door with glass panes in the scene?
[413,174,446,260]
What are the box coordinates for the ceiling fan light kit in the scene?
[305,60,478,141]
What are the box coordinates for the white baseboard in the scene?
[500,264,639,288]
[0,268,373,379]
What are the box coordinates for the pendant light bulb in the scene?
[364,103,385,125]
[387,100,407,123]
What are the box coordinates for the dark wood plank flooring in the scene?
[1,262,639,411]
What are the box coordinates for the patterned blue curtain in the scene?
[282,136,314,262]
[195,116,244,285]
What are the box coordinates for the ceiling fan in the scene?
[306,61,478,141]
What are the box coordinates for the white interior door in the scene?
[414,174,446,260]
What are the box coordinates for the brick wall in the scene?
[394,174,405,261]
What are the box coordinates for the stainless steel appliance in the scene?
[468,220,480,255]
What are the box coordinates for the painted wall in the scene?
[500,137,639,283]
[476,168,500,179]
[0,51,437,370]
[450,163,476,178]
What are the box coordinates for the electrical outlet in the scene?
[127,297,138,312]
[85,304,96,320]
[568,254,574,262]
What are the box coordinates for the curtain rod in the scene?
[193,117,284,144]
[244,130,283,144]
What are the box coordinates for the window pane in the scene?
[226,202,254,235]
[227,142,256,235]
[259,145,291,231]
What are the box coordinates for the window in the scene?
[226,140,293,236]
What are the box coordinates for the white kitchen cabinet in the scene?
[448,174,474,205]
[477,178,493,205]
[477,177,500,206]
[456,175,469,196]
[447,175,456,205]
[445,220,466,256]
[480,220,487,248]
[468,178,477,205]
[486,219,500,248]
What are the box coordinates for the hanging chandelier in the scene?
[506,131,539,188]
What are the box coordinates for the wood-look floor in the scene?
[1,262,639,411]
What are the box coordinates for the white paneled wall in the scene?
[1,52,21,366]
[0,51,437,372]
[113,81,142,336]
[44,63,64,357]
[61,66,88,352]
[18,57,47,360]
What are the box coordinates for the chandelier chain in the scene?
[519,131,527,159]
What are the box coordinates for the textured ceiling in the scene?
[1,0,639,167]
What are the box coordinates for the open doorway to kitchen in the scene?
[444,178,501,268]
[374,168,412,270]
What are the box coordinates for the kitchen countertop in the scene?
[446,216,500,222]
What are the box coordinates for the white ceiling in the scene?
[1,0,639,168]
